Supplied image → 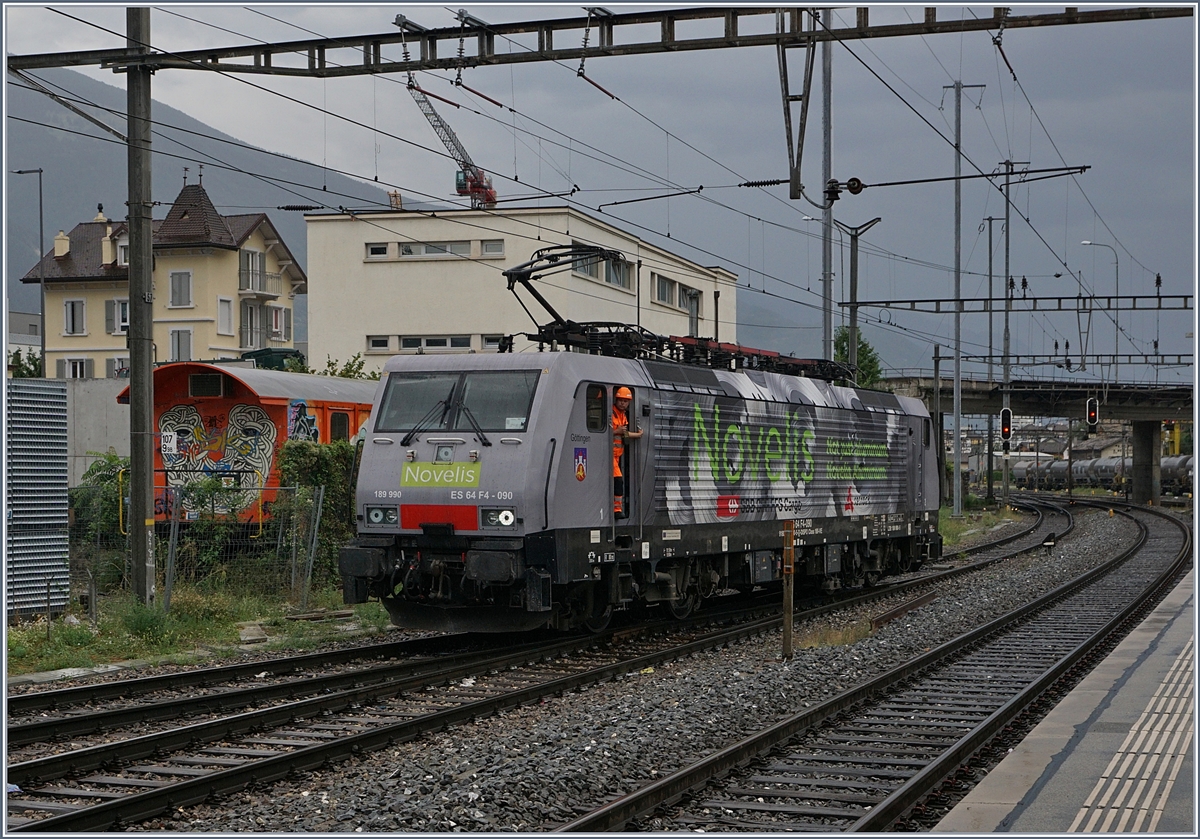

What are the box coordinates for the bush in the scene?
[277,440,357,586]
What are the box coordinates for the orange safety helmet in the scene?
[615,387,633,400]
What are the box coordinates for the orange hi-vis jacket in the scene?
[612,405,629,478]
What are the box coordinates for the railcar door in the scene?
[552,382,614,529]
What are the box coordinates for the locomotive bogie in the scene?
[340,351,941,632]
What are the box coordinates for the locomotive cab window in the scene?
[923,418,931,448]
[375,370,540,434]
[586,384,608,432]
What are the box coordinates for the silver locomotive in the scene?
[338,246,942,632]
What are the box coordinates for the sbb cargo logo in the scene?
[401,463,481,488]
[716,495,741,521]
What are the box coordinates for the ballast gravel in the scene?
[141,510,1136,833]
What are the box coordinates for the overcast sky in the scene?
[4,4,1196,388]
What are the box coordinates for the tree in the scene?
[7,348,42,378]
[834,326,887,390]
[284,353,379,380]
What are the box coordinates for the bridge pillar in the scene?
[1130,421,1161,505]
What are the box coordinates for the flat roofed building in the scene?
[305,205,737,374]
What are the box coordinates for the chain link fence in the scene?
[68,483,329,610]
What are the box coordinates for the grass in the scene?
[5,586,394,678]
[939,501,1022,548]
[794,619,873,649]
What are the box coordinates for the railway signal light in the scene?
[1086,398,1099,427]
[1000,408,1013,441]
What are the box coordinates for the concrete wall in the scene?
[66,378,129,485]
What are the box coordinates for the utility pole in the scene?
[127,8,155,606]
[984,215,1000,501]
[832,217,881,382]
[821,31,833,360]
[946,81,983,517]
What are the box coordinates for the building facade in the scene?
[19,183,306,379]
[305,206,737,374]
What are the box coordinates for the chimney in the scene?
[54,230,69,258]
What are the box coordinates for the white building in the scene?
[305,205,738,374]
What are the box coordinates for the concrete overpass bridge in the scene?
[885,375,1194,504]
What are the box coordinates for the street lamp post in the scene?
[12,168,45,375]
[1081,240,1119,384]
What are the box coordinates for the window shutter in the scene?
[182,331,191,361]
[84,358,94,378]
[56,359,66,378]
[284,308,292,341]
[106,358,116,378]
[105,300,115,334]
[257,251,266,277]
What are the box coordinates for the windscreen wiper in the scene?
[400,398,449,446]
[457,402,493,447]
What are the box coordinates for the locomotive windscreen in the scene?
[375,370,540,433]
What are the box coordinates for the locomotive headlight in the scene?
[482,507,517,528]
[366,505,399,525]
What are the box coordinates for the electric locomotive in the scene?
[338,246,942,632]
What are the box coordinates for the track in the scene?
[556,500,1190,832]
[4,501,1067,831]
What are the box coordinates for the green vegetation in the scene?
[284,352,379,380]
[7,348,42,378]
[834,326,887,391]
[6,587,393,677]
[938,504,1021,548]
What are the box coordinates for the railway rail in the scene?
[5,500,1068,831]
[556,499,1190,832]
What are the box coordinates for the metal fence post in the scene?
[164,487,181,613]
[88,570,97,626]
[301,485,325,610]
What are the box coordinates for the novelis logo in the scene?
[401,463,481,488]
[692,403,816,485]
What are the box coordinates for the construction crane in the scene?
[396,14,497,209]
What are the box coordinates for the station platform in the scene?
[935,569,1194,833]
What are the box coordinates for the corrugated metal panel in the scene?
[6,379,71,617]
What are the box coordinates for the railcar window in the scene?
[923,418,931,447]
[454,371,540,432]
[330,412,350,441]
[374,373,459,433]
[586,384,607,432]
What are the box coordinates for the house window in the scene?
[573,241,600,278]
[170,329,192,362]
[118,244,129,265]
[606,259,630,289]
[368,335,391,351]
[399,336,471,352]
[105,357,130,379]
[105,299,129,335]
[64,299,86,335]
[218,298,234,336]
[654,273,676,306]
[270,306,285,337]
[482,335,503,351]
[241,301,261,349]
[481,239,505,256]
[680,285,701,336]
[239,249,267,292]
[399,241,470,257]
[366,242,389,259]
[67,358,92,379]
[170,271,193,307]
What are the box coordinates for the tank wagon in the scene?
[338,245,942,633]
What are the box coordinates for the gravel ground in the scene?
[141,509,1137,833]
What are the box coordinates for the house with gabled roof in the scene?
[20,181,306,379]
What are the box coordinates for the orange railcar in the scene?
[118,362,378,521]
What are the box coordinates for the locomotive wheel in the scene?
[582,603,613,633]
[665,590,696,620]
